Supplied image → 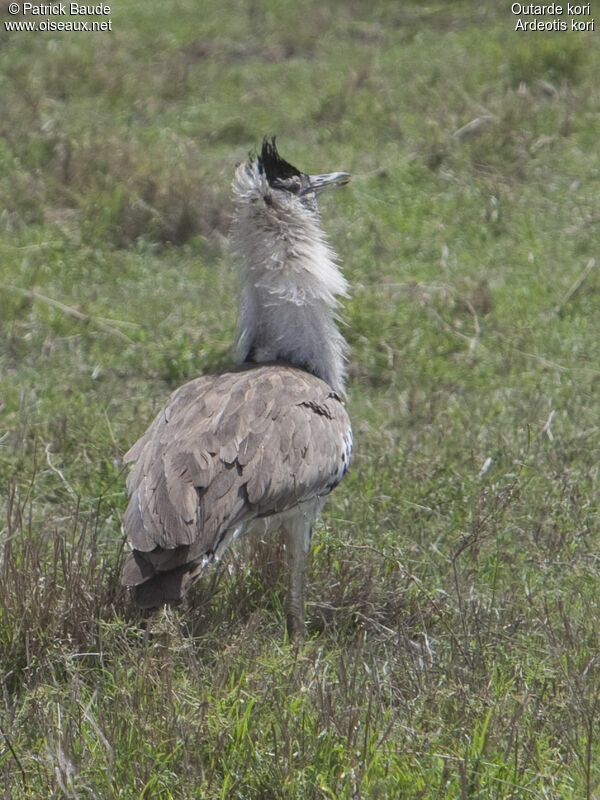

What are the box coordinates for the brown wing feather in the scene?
[122,363,352,596]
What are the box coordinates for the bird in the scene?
[121,138,352,640]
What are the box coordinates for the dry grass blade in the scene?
[0,284,135,342]
[553,258,597,316]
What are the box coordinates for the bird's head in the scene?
[233,137,350,217]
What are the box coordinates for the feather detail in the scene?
[122,364,352,593]
[231,153,349,396]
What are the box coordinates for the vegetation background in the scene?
[1,0,600,797]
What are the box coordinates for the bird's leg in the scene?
[284,518,311,642]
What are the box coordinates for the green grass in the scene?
[2,1,600,797]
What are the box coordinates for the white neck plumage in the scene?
[230,160,348,396]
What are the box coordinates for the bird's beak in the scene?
[300,172,351,196]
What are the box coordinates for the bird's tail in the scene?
[122,551,209,609]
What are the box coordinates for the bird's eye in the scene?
[273,175,302,194]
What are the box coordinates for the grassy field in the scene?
[1,0,600,797]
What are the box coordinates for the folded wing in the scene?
[122,363,352,600]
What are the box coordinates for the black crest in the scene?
[258,137,302,186]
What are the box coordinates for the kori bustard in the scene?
[122,139,352,639]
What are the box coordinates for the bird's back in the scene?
[122,362,352,607]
